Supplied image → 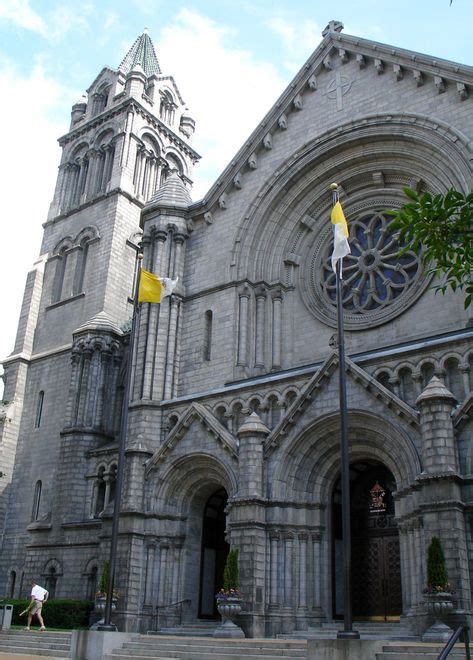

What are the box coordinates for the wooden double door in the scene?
[333,462,403,620]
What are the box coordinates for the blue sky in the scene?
[0,0,472,372]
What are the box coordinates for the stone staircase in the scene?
[375,641,466,659]
[281,620,418,641]
[0,629,71,657]
[103,635,308,660]
[151,620,218,637]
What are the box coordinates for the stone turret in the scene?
[416,376,458,474]
[237,412,269,498]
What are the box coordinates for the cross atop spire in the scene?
[322,20,344,38]
[119,30,161,77]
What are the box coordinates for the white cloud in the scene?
[157,8,287,199]
[266,15,321,72]
[0,59,71,362]
[0,0,47,35]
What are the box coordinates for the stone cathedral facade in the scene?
[0,23,472,637]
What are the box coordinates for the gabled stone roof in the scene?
[264,351,419,456]
[190,19,473,217]
[73,311,123,336]
[145,401,238,474]
[119,30,161,78]
[144,170,192,212]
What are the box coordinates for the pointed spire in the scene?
[119,30,161,78]
[144,170,192,211]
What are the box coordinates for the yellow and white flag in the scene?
[138,269,178,304]
[331,200,350,274]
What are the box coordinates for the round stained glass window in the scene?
[304,205,431,330]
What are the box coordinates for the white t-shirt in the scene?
[31,585,48,601]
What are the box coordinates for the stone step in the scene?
[135,636,306,650]
[102,649,307,660]
[104,636,308,660]
[0,644,69,657]
[375,642,466,659]
[119,644,306,657]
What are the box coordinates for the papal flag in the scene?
[331,200,351,274]
[138,268,178,304]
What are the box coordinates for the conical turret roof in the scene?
[119,29,161,78]
[144,170,192,211]
[73,311,123,336]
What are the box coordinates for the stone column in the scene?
[271,289,283,370]
[65,351,81,427]
[269,533,279,608]
[144,544,156,606]
[298,533,308,609]
[76,348,92,425]
[237,287,251,366]
[254,287,266,369]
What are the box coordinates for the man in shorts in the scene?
[25,580,49,631]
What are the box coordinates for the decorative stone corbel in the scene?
[323,55,332,70]
[338,48,348,63]
[456,82,468,100]
[413,69,424,86]
[263,133,272,150]
[233,172,242,189]
[307,74,317,90]
[248,152,258,169]
[293,93,303,110]
[374,58,384,74]
[393,64,403,80]
[434,75,446,93]
[356,53,366,68]
[204,212,213,225]
[218,193,227,209]
[278,113,288,130]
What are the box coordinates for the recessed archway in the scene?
[332,460,402,620]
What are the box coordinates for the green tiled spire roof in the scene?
[119,29,161,77]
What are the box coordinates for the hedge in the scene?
[2,598,94,629]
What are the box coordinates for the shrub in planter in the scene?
[424,536,452,594]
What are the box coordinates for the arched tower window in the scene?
[32,480,42,521]
[203,310,213,361]
[73,240,89,295]
[35,390,44,428]
[159,90,175,124]
[444,357,463,401]
[52,248,68,302]
[94,467,106,517]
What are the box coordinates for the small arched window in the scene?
[94,467,106,517]
[32,480,42,521]
[86,565,98,600]
[45,566,57,599]
[204,310,213,361]
[35,391,44,428]
[52,249,68,302]
[73,240,89,295]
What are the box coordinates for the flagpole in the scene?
[330,183,359,640]
[99,247,143,631]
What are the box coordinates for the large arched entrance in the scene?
[198,488,229,618]
[332,461,402,620]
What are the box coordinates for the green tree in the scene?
[223,549,240,592]
[389,188,473,308]
[426,537,448,590]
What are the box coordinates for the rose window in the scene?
[322,211,421,311]
[304,206,430,330]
